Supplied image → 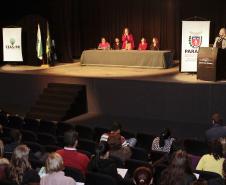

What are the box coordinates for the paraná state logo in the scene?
[189,36,202,48]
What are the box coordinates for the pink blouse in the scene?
[98,42,110,50]
[138,43,148,50]
[40,171,76,185]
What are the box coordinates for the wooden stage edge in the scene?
[0,60,226,84]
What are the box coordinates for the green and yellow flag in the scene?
[36,24,43,60]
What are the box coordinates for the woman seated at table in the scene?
[138,37,148,50]
[112,37,121,50]
[150,37,159,50]
[122,27,134,50]
[98,37,110,50]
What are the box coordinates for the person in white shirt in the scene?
[213,28,226,49]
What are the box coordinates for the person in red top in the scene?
[122,28,134,50]
[98,37,110,50]
[138,37,148,50]
[56,130,90,175]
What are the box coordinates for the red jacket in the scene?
[98,42,110,49]
[122,34,134,49]
[57,147,90,175]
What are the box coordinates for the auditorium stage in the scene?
[1,61,226,139]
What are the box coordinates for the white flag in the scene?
[36,24,43,60]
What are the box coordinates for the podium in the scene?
[197,47,226,81]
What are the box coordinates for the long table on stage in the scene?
[80,50,174,68]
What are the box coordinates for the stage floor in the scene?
[0,61,225,84]
[1,61,226,138]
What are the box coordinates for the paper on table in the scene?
[76,182,85,185]
[38,166,47,178]
[193,173,199,179]
[117,168,128,178]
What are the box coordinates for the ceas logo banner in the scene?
[3,27,23,61]
[5,38,20,49]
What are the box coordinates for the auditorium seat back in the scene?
[86,171,117,185]
[64,167,85,182]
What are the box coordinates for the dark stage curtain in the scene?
[79,0,180,56]
[0,0,225,62]
[50,0,225,60]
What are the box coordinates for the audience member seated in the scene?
[133,166,153,185]
[98,37,110,50]
[9,145,38,185]
[5,129,22,153]
[159,150,196,185]
[205,113,226,141]
[152,139,183,167]
[56,130,90,175]
[138,38,148,50]
[108,134,132,162]
[100,122,137,147]
[0,124,4,138]
[113,38,121,50]
[150,37,159,50]
[151,128,175,153]
[219,137,226,157]
[0,139,10,181]
[196,140,224,177]
[21,169,40,185]
[40,152,76,185]
[87,141,123,183]
[208,159,226,185]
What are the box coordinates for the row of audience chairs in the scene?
[0,112,219,185]
[1,114,210,158]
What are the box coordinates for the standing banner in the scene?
[2,28,23,62]
[181,21,210,72]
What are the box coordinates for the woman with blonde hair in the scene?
[213,28,226,49]
[40,152,76,185]
[0,139,9,163]
[0,139,10,182]
[9,144,36,185]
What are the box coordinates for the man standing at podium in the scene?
[213,27,226,49]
